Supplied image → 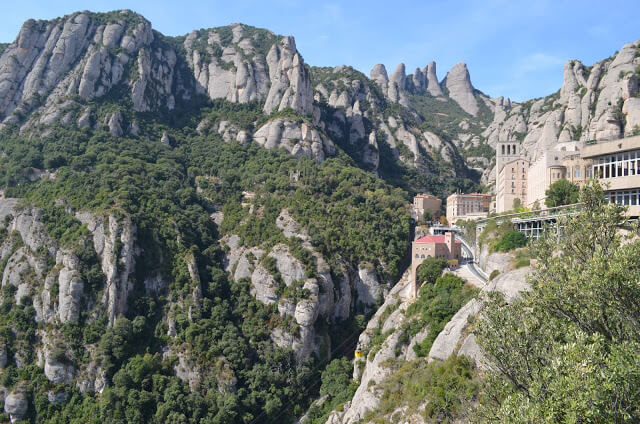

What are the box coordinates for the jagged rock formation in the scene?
[184,26,313,115]
[0,199,147,387]
[253,119,335,163]
[425,61,443,97]
[0,10,486,180]
[443,62,480,116]
[323,266,531,423]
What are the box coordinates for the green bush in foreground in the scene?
[476,182,640,422]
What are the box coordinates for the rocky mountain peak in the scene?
[412,67,426,92]
[388,63,408,106]
[425,60,443,97]
[370,63,389,88]
[444,62,479,116]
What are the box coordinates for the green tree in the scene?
[422,209,433,223]
[416,256,449,285]
[475,181,640,422]
[545,179,579,207]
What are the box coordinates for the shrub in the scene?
[493,230,527,252]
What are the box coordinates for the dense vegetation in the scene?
[0,92,412,422]
[544,179,580,207]
[475,182,640,421]
[492,230,527,253]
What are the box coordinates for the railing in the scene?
[476,203,584,227]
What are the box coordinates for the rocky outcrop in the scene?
[324,265,532,423]
[44,354,75,384]
[76,212,137,326]
[326,272,412,423]
[253,119,335,163]
[355,263,385,311]
[478,243,514,275]
[425,61,443,97]
[428,299,482,361]
[443,62,479,116]
[4,388,28,423]
[185,27,313,115]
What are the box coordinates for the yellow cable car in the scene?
[354,349,364,358]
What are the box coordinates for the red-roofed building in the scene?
[410,232,461,298]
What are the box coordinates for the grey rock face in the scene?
[486,266,531,302]
[411,67,426,92]
[108,112,124,137]
[185,27,312,116]
[268,244,306,286]
[443,62,479,116]
[264,37,314,115]
[428,299,482,361]
[355,263,384,310]
[4,390,28,422]
[161,131,171,147]
[76,212,136,326]
[369,64,388,90]
[485,40,640,164]
[253,119,334,163]
[425,61,443,97]
[44,355,74,384]
[387,63,408,106]
[57,259,84,324]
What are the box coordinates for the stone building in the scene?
[526,146,592,208]
[410,232,461,298]
[496,157,529,213]
[446,193,491,223]
[582,134,640,217]
[412,193,442,221]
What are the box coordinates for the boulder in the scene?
[428,298,482,362]
[4,390,28,422]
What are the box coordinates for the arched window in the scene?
[421,254,425,259]
[415,254,419,258]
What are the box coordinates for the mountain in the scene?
[0,8,639,424]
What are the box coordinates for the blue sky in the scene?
[1,0,638,101]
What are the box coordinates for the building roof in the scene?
[447,192,492,200]
[415,235,461,244]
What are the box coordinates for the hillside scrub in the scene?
[475,181,640,422]
[403,273,478,357]
[366,355,480,423]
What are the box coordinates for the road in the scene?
[455,234,488,288]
